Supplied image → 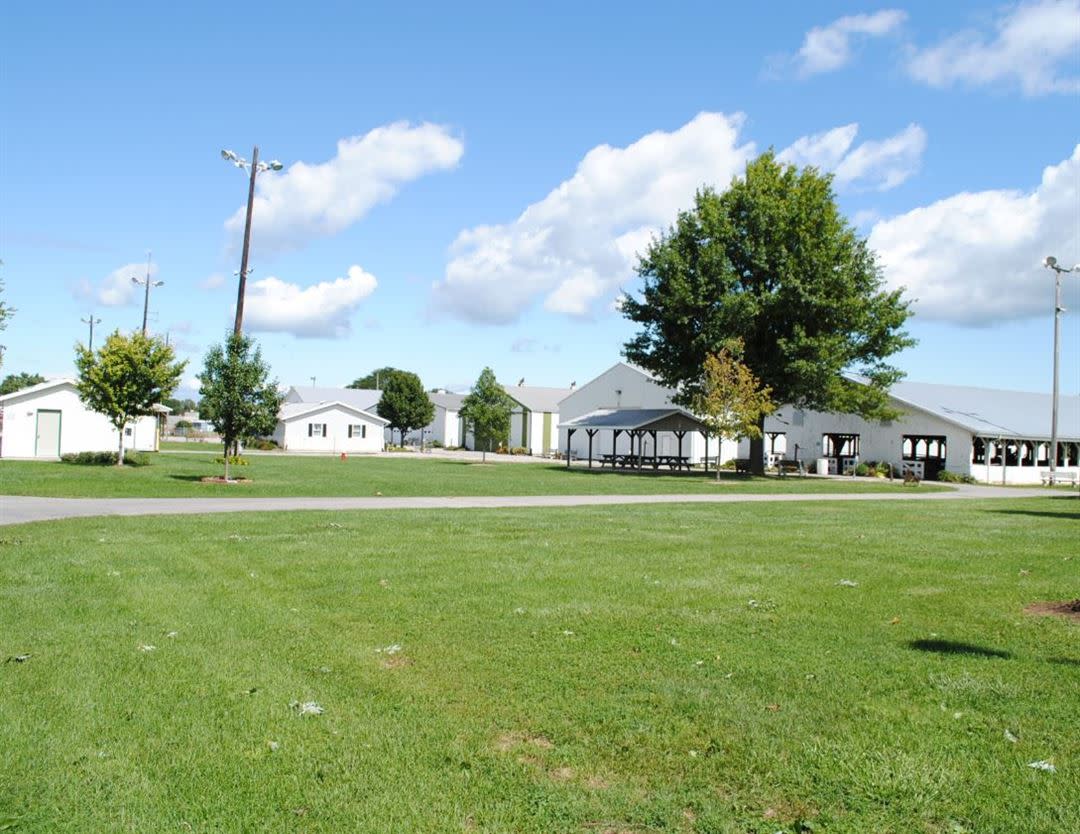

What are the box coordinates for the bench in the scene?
[733,458,752,474]
[1040,470,1079,486]
[776,459,805,477]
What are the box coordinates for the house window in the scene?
[308,423,326,437]
[972,438,986,464]
[348,424,367,439]
[124,427,133,437]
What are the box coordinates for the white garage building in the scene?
[0,378,162,459]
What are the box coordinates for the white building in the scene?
[747,378,1080,485]
[276,386,388,452]
[0,378,162,459]
[427,391,467,447]
[504,384,572,456]
[557,363,732,463]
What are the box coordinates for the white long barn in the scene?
[0,378,162,459]
[747,379,1080,485]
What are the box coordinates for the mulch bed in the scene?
[1024,599,1080,622]
[199,477,252,485]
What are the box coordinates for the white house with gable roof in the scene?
[274,385,388,453]
[503,383,572,456]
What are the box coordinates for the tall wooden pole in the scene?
[234,145,259,335]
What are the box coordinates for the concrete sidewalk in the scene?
[0,484,1058,526]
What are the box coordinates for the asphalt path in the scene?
[0,484,1058,526]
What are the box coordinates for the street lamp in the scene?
[1042,256,1078,485]
[221,147,284,335]
[81,314,102,350]
[131,251,163,336]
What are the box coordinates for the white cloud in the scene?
[778,123,927,191]
[431,112,756,324]
[73,261,159,307]
[199,273,226,290]
[792,10,907,76]
[225,122,463,253]
[907,0,1080,96]
[243,265,378,338]
[869,144,1080,325]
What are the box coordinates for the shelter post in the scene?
[586,429,597,468]
[566,428,576,468]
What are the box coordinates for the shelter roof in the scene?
[560,407,707,433]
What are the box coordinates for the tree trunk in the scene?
[749,415,767,476]
[223,439,230,481]
[117,425,126,466]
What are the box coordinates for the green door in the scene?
[35,409,62,457]
[542,412,552,455]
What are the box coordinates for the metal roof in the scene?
[0,377,76,403]
[279,400,388,425]
[287,386,382,412]
[503,385,573,413]
[560,407,707,432]
[886,379,1080,441]
[429,391,466,411]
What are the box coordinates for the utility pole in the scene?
[1043,257,1077,485]
[235,145,259,335]
[131,252,163,336]
[81,314,102,350]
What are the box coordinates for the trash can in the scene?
[816,458,830,475]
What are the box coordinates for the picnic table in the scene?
[600,453,692,471]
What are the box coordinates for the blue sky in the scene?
[2,1,1078,399]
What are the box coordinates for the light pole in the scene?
[221,147,283,335]
[1042,256,1078,485]
[131,252,163,336]
[81,314,102,350]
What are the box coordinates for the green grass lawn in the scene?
[1,498,1076,833]
[0,454,948,498]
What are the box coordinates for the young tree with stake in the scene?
[459,367,513,462]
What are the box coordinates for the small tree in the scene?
[460,367,513,462]
[689,342,775,480]
[75,331,185,465]
[377,371,434,446]
[0,372,46,396]
[198,332,283,481]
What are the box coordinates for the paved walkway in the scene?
[0,484,1058,526]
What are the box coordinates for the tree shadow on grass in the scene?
[908,639,1012,659]
[1047,656,1080,668]
[984,508,1080,521]
[167,475,209,483]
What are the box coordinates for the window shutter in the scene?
[348,425,353,438]
[323,424,327,437]
[362,425,367,438]
[308,423,313,437]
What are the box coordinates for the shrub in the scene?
[936,469,976,484]
[213,455,249,466]
[245,438,278,451]
[855,462,870,477]
[175,420,193,430]
[718,459,737,470]
[509,446,529,456]
[431,439,444,448]
[61,451,151,466]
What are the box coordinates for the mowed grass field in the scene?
[0,454,946,498]
[1,498,1076,833]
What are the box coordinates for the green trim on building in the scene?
[520,408,530,447]
[542,411,552,454]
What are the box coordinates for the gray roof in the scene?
[503,385,573,413]
[279,400,388,425]
[887,379,1079,441]
[288,386,382,412]
[560,407,706,432]
[429,391,466,411]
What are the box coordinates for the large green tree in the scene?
[0,372,46,396]
[623,152,914,474]
[348,367,406,390]
[459,367,513,461]
[198,332,283,480]
[75,331,186,465]
[376,370,434,446]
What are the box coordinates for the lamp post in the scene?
[221,147,283,335]
[81,314,102,350]
[1042,256,1078,485]
[131,252,163,336]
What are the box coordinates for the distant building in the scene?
[0,378,163,459]
[275,386,388,453]
[503,383,573,455]
[427,391,467,447]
